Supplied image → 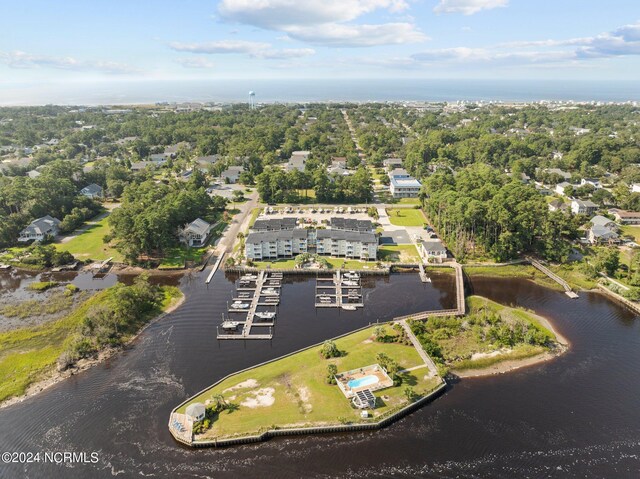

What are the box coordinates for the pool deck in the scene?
[335,364,394,398]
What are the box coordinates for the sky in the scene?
[0,0,639,89]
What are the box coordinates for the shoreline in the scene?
[0,292,185,410]
[453,309,569,378]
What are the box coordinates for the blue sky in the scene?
[1,0,639,84]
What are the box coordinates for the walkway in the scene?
[527,257,579,298]
[399,320,438,377]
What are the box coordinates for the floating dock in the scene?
[419,264,431,283]
[216,270,282,340]
[315,270,364,309]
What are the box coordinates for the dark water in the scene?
[1,270,639,478]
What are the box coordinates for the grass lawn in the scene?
[178,325,441,441]
[158,221,226,269]
[55,214,123,263]
[248,208,262,229]
[396,197,421,205]
[0,286,182,403]
[386,208,426,227]
[378,244,421,263]
[620,225,640,242]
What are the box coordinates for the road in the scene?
[214,190,259,255]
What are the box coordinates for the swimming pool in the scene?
[348,375,379,389]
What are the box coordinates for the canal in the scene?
[0,268,639,478]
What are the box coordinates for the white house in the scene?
[18,215,61,242]
[185,403,206,422]
[220,165,245,184]
[80,183,104,199]
[588,225,619,245]
[180,218,213,247]
[419,240,447,263]
[389,168,421,198]
[581,178,602,189]
[555,182,572,196]
[571,199,598,215]
[286,151,310,172]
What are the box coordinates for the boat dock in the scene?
[315,270,364,310]
[528,258,579,298]
[419,264,431,283]
[216,270,282,340]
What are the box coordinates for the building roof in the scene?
[590,225,618,239]
[421,239,447,253]
[21,215,61,235]
[573,199,598,208]
[81,183,103,195]
[316,229,377,244]
[252,217,297,231]
[390,176,422,188]
[221,165,245,176]
[389,168,410,178]
[185,403,206,419]
[246,228,308,243]
[185,218,211,235]
[590,215,615,228]
[329,217,373,232]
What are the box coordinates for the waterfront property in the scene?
[245,216,378,261]
[609,208,640,225]
[18,215,61,242]
[335,364,394,404]
[171,325,442,445]
[180,218,214,247]
[418,240,448,263]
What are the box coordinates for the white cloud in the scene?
[217,0,424,47]
[176,57,216,68]
[169,40,270,55]
[285,23,427,47]
[434,0,508,15]
[257,48,316,59]
[169,41,315,60]
[0,51,137,74]
[218,0,409,28]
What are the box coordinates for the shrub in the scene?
[321,340,342,359]
[326,364,338,384]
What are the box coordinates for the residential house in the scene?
[80,183,104,199]
[581,178,602,189]
[220,165,245,184]
[252,218,297,231]
[315,230,377,260]
[609,209,640,225]
[419,240,448,263]
[383,158,403,170]
[590,215,617,230]
[286,151,310,172]
[18,215,61,242]
[555,182,572,196]
[245,229,309,260]
[180,218,213,247]
[571,199,598,215]
[329,218,373,233]
[548,199,568,212]
[389,168,421,198]
[588,225,620,245]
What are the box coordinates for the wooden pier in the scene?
[217,270,281,340]
[315,270,364,309]
[418,264,431,283]
[527,258,579,298]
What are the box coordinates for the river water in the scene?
[0,269,639,478]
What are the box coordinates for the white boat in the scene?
[221,321,239,330]
[230,302,249,309]
[255,312,276,320]
[341,305,357,311]
[342,280,359,286]
[240,274,257,281]
[261,288,278,296]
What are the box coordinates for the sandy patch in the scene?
[241,387,275,408]
[470,349,511,361]
[223,379,258,393]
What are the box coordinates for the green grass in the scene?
[451,344,547,371]
[386,208,426,227]
[0,285,182,403]
[158,221,226,269]
[547,264,598,290]
[248,208,262,229]
[0,290,90,319]
[55,214,123,263]
[178,326,441,440]
[27,281,59,292]
[463,264,564,290]
[378,244,421,263]
[620,225,640,242]
[396,197,421,205]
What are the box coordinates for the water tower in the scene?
[249,91,256,109]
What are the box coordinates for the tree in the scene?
[591,247,620,276]
[326,364,338,384]
[320,340,341,359]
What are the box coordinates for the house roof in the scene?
[185,403,205,418]
[221,165,244,176]
[21,215,61,235]
[252,217,297,231]
[185,218,211,235]
[316,229,377,244]
[329,217,373,232]
[421,240,447,253]
[246,228,308,243]
[81,183,103,195]
[590,225,618,239]
[590,215,615,227]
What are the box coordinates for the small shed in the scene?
[185,402,206,422]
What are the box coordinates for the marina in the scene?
[216,270,282,340]
[315,270,365,309]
